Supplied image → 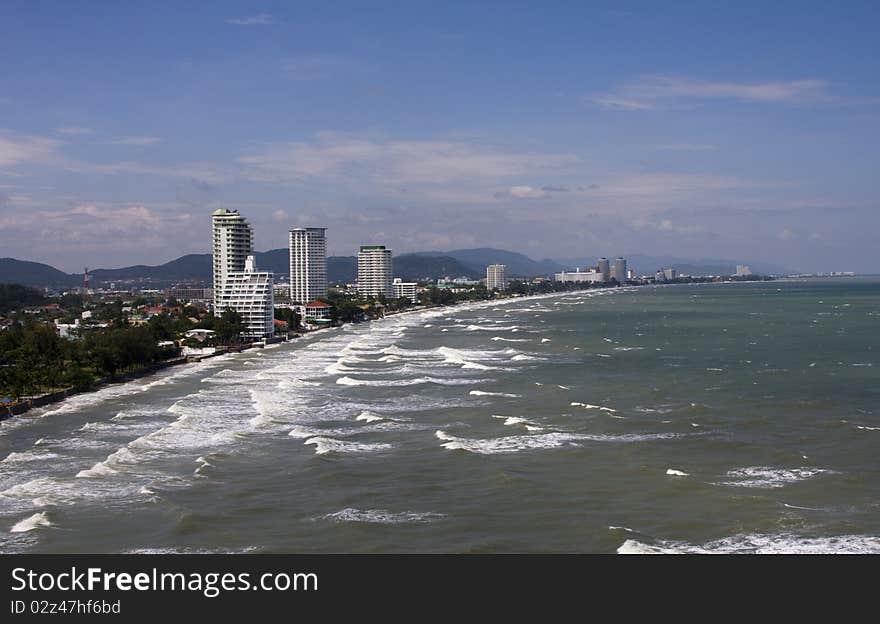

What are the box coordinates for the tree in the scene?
[274,307,301,330]
[214,309,245,344]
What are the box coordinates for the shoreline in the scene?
[0,282,695,422]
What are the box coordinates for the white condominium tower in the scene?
[289,227,327,304]
[214,256,275,339]
[212,208,253,303]
[611,257,627,284]
[357,245,393,297]
[211,209,274,339]
[597,257,610,282]
[486,264,507,291]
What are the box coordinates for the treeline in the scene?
[0,283,48,315]
[0,320,179,401]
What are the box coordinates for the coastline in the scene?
[1,283,654,422]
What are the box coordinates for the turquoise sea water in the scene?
[0,279,878,553]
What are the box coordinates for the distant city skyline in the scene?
[1,2,878,273]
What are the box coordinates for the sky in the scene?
[0,1,878,273]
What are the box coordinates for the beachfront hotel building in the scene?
[393,278,419,303]
[611,257,628,284]
[486,264,507,291]
[598,257,610,282]
[555,269,605,284]
[289,227,327,304]
[211,209,274,339]
[212,208,253,300]
[357,245,394,298]
[214,256,275,339]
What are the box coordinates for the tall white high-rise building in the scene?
[214,256,275,339]
[597,257,610,282]
[212,208,253,304]
[486,264,507,291]
[611,257,627,284]
[211,209,274,339]
[289,227,327,304]
[357,245,393,298]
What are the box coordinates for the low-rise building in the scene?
[184,329,216,343]
[304,300,333,322]
[555,269,605,283]
[392,278,418,303]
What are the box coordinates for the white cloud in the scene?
[594,75,831,110]
[225,13,274,25]
[0,131,62,167]
[592,95,657,110]
[238,132,578,187]
[63,160,226,184]
[56,127,95,135]
[104,136,162,146]
[271,209,289,222]
[0,203,194,259]
[496,185,551,200]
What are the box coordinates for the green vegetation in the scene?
[0,320,178,400]
[273,306,301,330]
[0,284,48,314]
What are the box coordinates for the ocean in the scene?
[0,278,878,553]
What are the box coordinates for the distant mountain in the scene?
[86,254,213,282]
[0,249,795,290]
[327,256,356,283]
[394,254,480,281]
[415,248,564,277]
[0,250,485,289]
[557,254,792,276]
[0,258,77,288]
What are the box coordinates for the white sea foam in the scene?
[492,415,539,428]
[338,376,481,387]
[356,411,384,423]
[491,337,529,342]
[323,508,445,524]
[1,451,60,464]
[377,355,402,362]
[717,467,833,489]
[303,437,392,455]
[277,378,321,390]
[325,361,355,376]
[10,512,53,533]
[540,338,551,343]
[469,390,521,398]
[618,534,880,554]
[437,347,495,370]
[510,354,542,361]
[76,461,118,478]
[466,324,519,331]
[666,469,689,477]
[856,425,880,431]
[570,402,616,412]
[435,429,681,455]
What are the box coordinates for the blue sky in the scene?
[1,1,878,272]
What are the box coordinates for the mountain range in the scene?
[0,248,791,289]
